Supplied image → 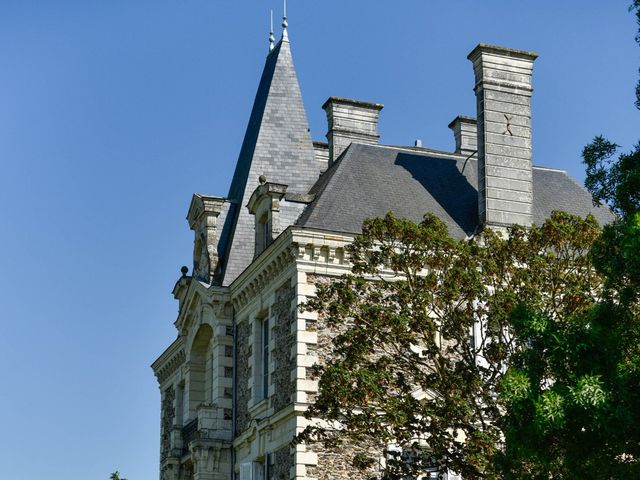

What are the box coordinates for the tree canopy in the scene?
[298,4,640,478]
[299,211,604,479]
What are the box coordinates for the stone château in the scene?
[151,13,613,480]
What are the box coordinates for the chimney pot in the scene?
[322,97,383,166]
[448,116,477,156]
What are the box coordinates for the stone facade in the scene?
[235,320,252,435]
[161,386,176,462]
[271,283,296,413]
[272,446,294,480]
[310,443,384,480]
[151,18,610,480]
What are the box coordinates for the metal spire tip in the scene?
[282,0,288,41]
[269,10,275,51]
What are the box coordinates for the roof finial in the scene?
[282,0,288,41]
[269,10,275,52]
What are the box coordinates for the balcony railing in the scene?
[182,418,198,455]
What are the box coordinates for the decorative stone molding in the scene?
[153,342,186,384]
[290,242,349,265]
[232,247,295,312]
[190,438,230,480]
[247,179,288,257]
[160,458,180,480]
[187,194,226,284]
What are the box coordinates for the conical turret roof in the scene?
[219,37,319,285]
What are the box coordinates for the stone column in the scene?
[468,44,538,229]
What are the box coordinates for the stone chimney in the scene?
[322,97,383,166]
[448,116,477,156]
[468,44,538,229]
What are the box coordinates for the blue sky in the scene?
[0,1,637,479]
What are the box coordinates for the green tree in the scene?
[299,7,640,478]
[298,211,602,480]
[498,3,640,477]
[110,472,127,480]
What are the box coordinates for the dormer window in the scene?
[259,213,272,252]
[247,178,288,258]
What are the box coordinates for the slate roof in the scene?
[218,38,320,285]
[296,143,614,238]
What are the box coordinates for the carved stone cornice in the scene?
[247,181,287,215]
[229,227,356,311]
[174,280,229,336]
[289,228,354,268]
[153,338,187,384]
[232,246,294,311]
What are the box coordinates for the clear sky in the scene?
[0,1,637,479]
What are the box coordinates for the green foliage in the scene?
[634,0,640,109]
[297,7,640,479]
[298,210,604,480]
[497,4,640,477]
[110,472,127,480]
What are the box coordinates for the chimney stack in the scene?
[322,97,383,166]
[468,44,538,229]
[448,115,477,156]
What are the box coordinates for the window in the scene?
[255,213,272,257]
[386,445,450,480]
[263,216,272,249]
[240,457,271,480]
[261,317,270,399]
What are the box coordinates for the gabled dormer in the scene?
[247,176,287,257]
[187,194,226,284]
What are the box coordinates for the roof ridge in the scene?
[296,144,360,227]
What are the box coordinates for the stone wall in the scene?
[303,274,385,480]
[235,320,252,434]
[161,385,176,462]
[272,445,294,480]
[271,282,296,412]
[309,444,383,480]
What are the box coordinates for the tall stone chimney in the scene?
[468,44,538,229]
[322,97,383,166]
[448,115,477,156]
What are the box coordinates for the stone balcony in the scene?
[183,405,232,480]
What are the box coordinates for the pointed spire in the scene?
[282,0,289,42]
[223,21,318,285]
[269,10,275,52]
